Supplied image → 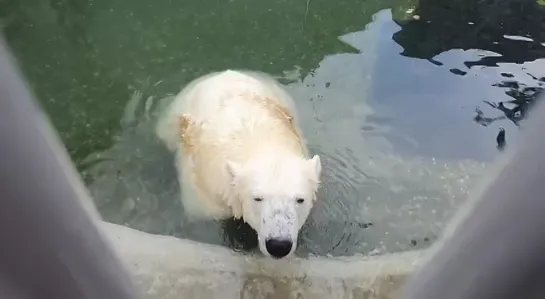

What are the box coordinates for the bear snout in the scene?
[265,238,293,258]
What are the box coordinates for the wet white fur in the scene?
[156,70,322,257]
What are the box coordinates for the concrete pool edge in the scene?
[101,222,426,299]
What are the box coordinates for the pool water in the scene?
[2,0,545,257]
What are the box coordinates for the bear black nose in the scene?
[265,239,293,258]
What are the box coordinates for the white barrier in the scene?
[102,222,425,299]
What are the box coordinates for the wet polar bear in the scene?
[156,70,322,259]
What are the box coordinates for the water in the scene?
[2,0,545,258]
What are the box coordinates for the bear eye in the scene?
[296,198,305,204]
[253,197,263,202]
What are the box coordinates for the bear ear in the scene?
[308,155,322,179]
[226,160,242,178]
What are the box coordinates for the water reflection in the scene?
[391,0,545,152]
[478,78,544,127]
[392,0,545,65]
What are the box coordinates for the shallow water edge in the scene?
[101,222,424,299]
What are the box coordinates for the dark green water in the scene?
[2,0,545,257]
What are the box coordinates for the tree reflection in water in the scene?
[393,0,545,140]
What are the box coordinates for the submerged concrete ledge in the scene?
[101,222,426,299]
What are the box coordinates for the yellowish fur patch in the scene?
[178,114,197,153]
[179,95,304,157]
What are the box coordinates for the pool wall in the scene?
[101,222,425,299]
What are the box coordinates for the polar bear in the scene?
[156,69,322,259]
